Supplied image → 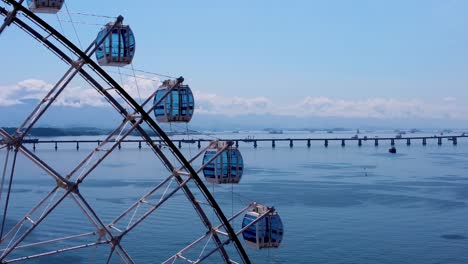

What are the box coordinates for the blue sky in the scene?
[1,0,468,127]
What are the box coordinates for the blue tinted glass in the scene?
[95,30,106,60]
[111,30,120,58]
[171,90,179,117]
[202,151,216,178]
[129,32,135,56]
[154,89,166,116]
[242,214,258,242]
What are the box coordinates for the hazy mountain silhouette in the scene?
[1,100,466,131]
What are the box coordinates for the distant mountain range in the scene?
[1,100,467,132]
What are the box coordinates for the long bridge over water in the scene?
[14,135,468,151]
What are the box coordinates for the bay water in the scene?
[1,131,468,263]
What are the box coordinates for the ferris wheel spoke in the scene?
[108,142,216,232]
[67,114,169,184]
[17,143,68,183]
[0,186,60,246]
[65,119,133,181]
[108,173,177,231]
[69,193,114,242]
[16,64,85,138]
[120,176,192,237]
[71,193,137,264]
[164,204,254,264]
[3,231,99,252]
[105,245,117,264]
[108,142,235,261]
[115,244,136,264]
[0,128,70,187]
[0,189,70,262]
[162,232,213,264]
[0,145,12,209]
[0,147,18,244]
[2,240,108,264]
[0,0,23,35]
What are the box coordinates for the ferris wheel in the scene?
[0,1,283,263]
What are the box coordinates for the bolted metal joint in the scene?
[56,179,68,190]
[97,228,107,239]
[126,113,136,121]
[116,15,124,24]
[70,59,84,68]
[3,10,16,26]
[111,235,123,246]
[65,181,80,194]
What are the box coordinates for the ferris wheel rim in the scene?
[0,1,251,263]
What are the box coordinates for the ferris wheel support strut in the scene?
[0,0,23,35]
[0,1,251,262]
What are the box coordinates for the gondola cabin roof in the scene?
[95,21,135,67]
[27,0,64,14]
[154,79,194,123]
[242,204,284,249]
[202,141,243,184]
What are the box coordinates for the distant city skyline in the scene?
[1,0,467,127]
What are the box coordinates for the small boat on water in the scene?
[389,146,397,153]
[269,130,283,134]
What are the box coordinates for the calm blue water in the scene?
[1,132,468,263]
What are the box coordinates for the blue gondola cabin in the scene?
[154,79,194,123]
[27,0,64,14]
[202,141,243,184]
[95,22,135,66]
[242,204,284,249]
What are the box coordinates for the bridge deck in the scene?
[10,135,466,150]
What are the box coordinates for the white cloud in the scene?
[2,78,468,121]
[194,91,468,120]
[443,96,456,102]
[194,90,272,116]
[120,75,161,100]
[0,77,161,108]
